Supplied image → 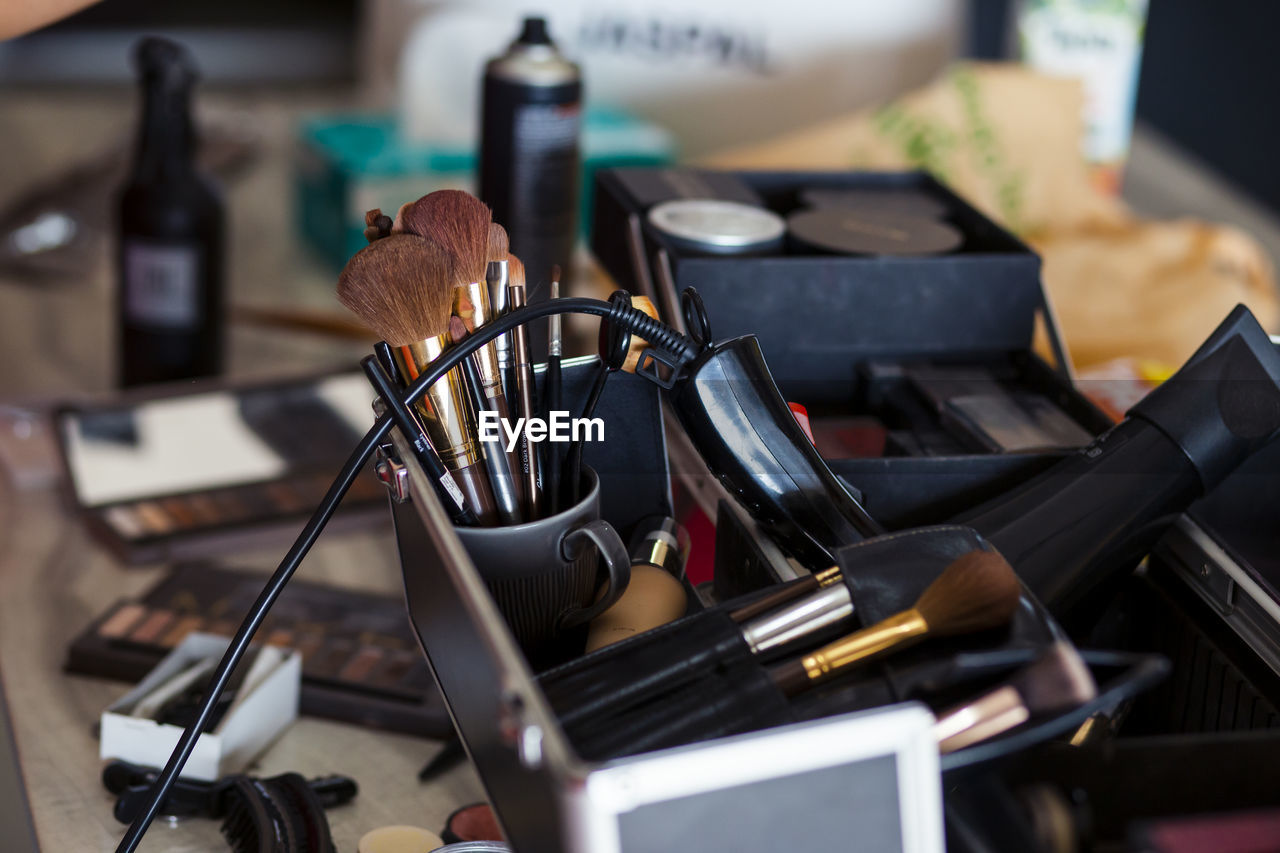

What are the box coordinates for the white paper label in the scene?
[124,242,200,329]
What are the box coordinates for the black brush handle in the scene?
[543,353,562,514]
[562,362,608,507]
[361,356,478,526]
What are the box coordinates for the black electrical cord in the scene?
[115,296,696,853]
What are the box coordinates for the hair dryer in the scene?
[963,305,1280,615]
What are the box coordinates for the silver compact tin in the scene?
[647,199,786,255]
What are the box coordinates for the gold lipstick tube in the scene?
[454,281,527,513]
[394,337,497,525]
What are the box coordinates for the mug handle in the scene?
[557,519,631,629]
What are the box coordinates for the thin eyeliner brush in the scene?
[543,267,563,514]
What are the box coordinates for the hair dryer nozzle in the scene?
[1130,305,1280,492]
[669,335,881,566]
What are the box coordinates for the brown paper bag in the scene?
[704,63,1279,370]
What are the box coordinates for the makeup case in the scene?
[590,167,1114,532]
[382,355,1162,852]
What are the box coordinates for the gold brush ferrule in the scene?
[934,686,1028,753]
[393,337,484,469]
[801,609,930,683]
[453,282,505,400]
[815,567,843,587]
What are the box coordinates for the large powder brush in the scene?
[336,231,498,523]
[399,189,493,285]
[771,549,1022,694]
[336,233,453,346]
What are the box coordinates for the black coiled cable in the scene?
[115,296,695,853]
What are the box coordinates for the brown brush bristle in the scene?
[551,263,562,284]
[506,253,525,288]
[487,223,509,263]
[363,208,393,244]
[447,314,469,346]
[1014,642,1096,713]
[390,201,412,234]
[336,233,455,346]
[915,550,1022,636]
[399,190,492,283]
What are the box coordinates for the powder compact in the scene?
[647,199,787,255]
[786,208,964,257]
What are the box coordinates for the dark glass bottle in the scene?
[116,37,224,387]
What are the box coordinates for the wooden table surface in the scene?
[0,87,485,852]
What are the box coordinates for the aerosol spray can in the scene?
[479,16,581,327]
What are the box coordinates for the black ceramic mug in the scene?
[455,467,629,660]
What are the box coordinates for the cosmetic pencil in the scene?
[361,355,478,526]
[543,267,563,514]
[506,254,542,517]
[449,316,522,525]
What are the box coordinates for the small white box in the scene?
[100,632,300,781]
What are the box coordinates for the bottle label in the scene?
[511,102,580,233]
[124,241,201,329]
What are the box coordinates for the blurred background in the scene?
[0,0,1276,398]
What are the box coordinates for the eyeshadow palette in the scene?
[66,563,449,737]
[90,470,387,553]
[56,370,388,564]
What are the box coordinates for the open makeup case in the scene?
[365,169,1280,852]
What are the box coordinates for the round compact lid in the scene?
[786,208,964,257]
[798,186,949,219]
[357,825,445,853]
[647,199,786,254]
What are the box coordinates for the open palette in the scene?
[56,371,386,564]
[66,562,449,736]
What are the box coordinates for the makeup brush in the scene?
[398,190,492,264]
[362,354,478,526]
[934,641,1096,753]
[543,266,563,514]
[337,233,497,524]
[480,223,525,510]
[363,208,393,243]
[770,550,1022,695]
[487,224,509,275]
[728,566,842,624]
[485,224,513,395]
[449,315,521,524]
[404,193,525,520]
[506,254,542,517]
[373,341,400,386]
